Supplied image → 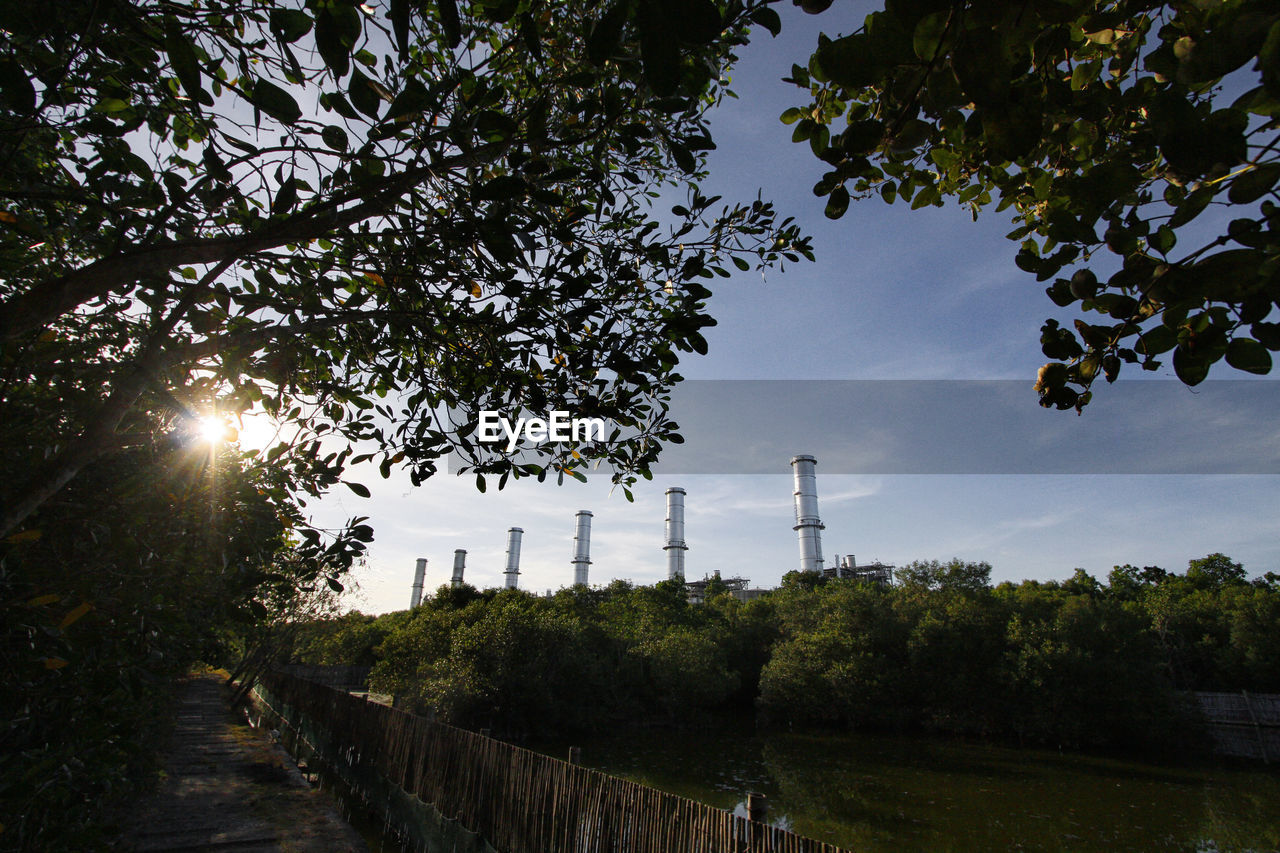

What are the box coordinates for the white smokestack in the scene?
[451,549,467,588]
[664,487,688,581]
[410,557,427,608]
[572,510,592,586]
[791,454,825,573]
[504,527,523,590]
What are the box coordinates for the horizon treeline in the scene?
[292,553,1280,752]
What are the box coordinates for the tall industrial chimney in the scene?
[410,557,427,608]
[664,487,688,580]
[571,510,593,586]
[791,454,825,573]
[504,527,523,590]
[451,549,467,588]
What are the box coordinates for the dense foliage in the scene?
[0,0,807,542]
[295,554,1279,752]
[783,0,1280,411]
[0,432,340,848]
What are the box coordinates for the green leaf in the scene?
[824,185,850,219]
[1137,325,1177,356]
[321,91,360,121]
[225,135,259,155]
[164,17,207,104]
[345,481,371,498]
[751,7,782,37]
[913,11,949,61]
[475,109,518,141]
[1149,224,1177,255]
[910,184,940,209]
[842,119,884,155]
[321,125,349,151]
[1227,163,1280,204]
[439,0,463,48]
[1225,338,1272,374]
[890,118,931,153]
[639,6,682,96]
[815,35,877,90]
[1169,186,1214,228]
[670,142,696,173]
[250,79,302,124]
[0,59,36,113]
[390,0,410,59]
[1173,345,1211,385]
[1071,59,1101,91]
[388,79,433,121]
[272,178,298,215]
[587,2,628,64]
[348,70,384,119]
[315,4,361,79]
[780,107,805,125]
[270,8,313,43]
[94,97,130,114]
[808,123,830,157]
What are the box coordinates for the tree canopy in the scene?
[293,551,1280,751]
[784,0,1280,411]
[0,0,809,540]
[0,0,809,843]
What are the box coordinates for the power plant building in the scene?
[829,554,895,585]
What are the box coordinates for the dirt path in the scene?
[127,675,368,852]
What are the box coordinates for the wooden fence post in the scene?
[1242,690,1270,764]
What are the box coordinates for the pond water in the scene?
[532,723,1280,852]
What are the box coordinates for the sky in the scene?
[304,3,1280,614]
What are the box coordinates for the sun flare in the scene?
[198,415,227,444]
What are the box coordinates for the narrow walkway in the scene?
[127,674,368,852]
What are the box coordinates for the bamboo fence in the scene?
[257,669,852,853]
[1193,690,1280,763]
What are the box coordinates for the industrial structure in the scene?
[664,487,687,581]
[829,554,894,585]
[683,570,768,605]
[571,510,592,586]
[503,528,523,590]
[791,454,825,574]
[406,453,894,605]
[451,549,466,588]
[410,558,427,608]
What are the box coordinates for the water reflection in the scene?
[533,724,1280,852]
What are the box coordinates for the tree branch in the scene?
[0,144,504,345]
